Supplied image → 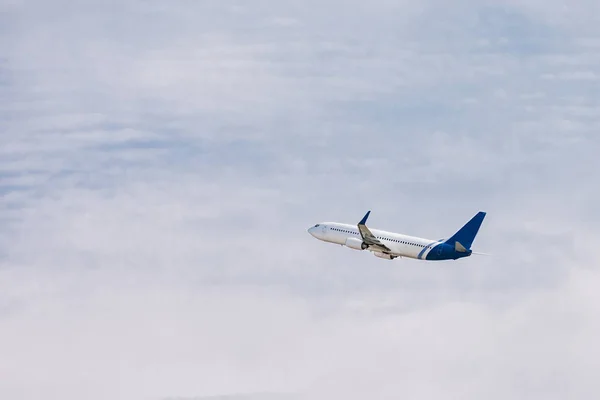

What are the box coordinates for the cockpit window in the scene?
[314,224,320,227]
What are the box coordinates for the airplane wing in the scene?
[357,211,391,252]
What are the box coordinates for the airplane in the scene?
[307,210,487,261]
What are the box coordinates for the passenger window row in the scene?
[332,227,430,248]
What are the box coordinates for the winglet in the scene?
[358,210,371,225]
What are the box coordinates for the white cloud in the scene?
[1,268,599,400]
[2,0,600,399]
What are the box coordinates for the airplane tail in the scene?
[445,211,486,251]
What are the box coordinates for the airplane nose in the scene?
[307,227,316,237]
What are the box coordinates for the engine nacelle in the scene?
[374,252,395,260]
[345,237,367,250]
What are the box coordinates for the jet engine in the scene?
[344,237,367,250]
[374,252,395,260]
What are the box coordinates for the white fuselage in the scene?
[308,222,444,260]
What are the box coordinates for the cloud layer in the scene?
[1,0,600,399]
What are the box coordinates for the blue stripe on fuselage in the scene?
[426,243,446,260]
[418,241,438,260]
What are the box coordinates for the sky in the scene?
[1,0,600,399]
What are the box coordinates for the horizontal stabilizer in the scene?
[455,241,468,253]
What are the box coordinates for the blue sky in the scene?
[1,1,600,399]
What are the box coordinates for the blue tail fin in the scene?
[445,211,486,250]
